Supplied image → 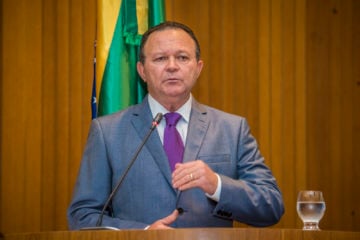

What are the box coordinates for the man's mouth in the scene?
[165,78,180,82]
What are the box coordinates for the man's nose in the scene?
[166,57,179,70]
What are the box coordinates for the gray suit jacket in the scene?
[67,96,284,229]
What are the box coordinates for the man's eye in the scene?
[154,56,167,62]
[177,56,189,61]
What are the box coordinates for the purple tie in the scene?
[164,112,184,172]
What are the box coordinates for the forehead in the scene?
[143,28,196,54]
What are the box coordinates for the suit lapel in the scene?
[130,98,174,191]
[176,100,209,204]
[183,100,209,163]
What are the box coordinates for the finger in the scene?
[161,209,179,225]
[172,169,201,188]
[172,163,188,179]
[148,222,173,230]
[173,161,198,174]
[173,171,195,188]
[181,171,218,194]
[148,210,179,230]
[177,176,199,191]
[173,168,203,189]
[174,163,183,170]
[172,162,199,182]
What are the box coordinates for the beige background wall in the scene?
[1,0,359,233]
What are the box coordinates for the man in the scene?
[67,21,284,230]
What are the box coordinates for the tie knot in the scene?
[164,112,182,127]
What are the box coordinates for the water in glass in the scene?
[296,191,326,230]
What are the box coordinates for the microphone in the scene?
[81,113,163,230]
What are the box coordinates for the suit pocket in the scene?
[199,154,231,164]
[199,154,234,175]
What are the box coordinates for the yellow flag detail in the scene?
[96,0,122,96]
[136,0,148,34]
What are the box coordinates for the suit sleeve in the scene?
[212,119,285,227]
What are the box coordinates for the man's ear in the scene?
[195,60,204,79]
[137,61,146,82]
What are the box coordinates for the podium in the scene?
[4,228,360,240]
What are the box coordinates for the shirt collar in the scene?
[148,94,192,123]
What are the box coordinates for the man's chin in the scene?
[163,87,186,97]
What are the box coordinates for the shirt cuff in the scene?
[205,174,221,202]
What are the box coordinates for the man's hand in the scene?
[172,160,218,195]
[147,209,179,230]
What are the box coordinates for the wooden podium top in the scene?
[4,228,360,240]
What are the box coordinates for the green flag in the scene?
[96,0,165,116]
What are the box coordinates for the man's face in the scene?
[137,28,203,107]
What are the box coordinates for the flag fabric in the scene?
[95,0,165,117]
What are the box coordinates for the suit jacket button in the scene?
[177,208,184,214]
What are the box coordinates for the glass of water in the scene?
[296,190,326,230]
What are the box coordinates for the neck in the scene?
[157,95,190,112]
